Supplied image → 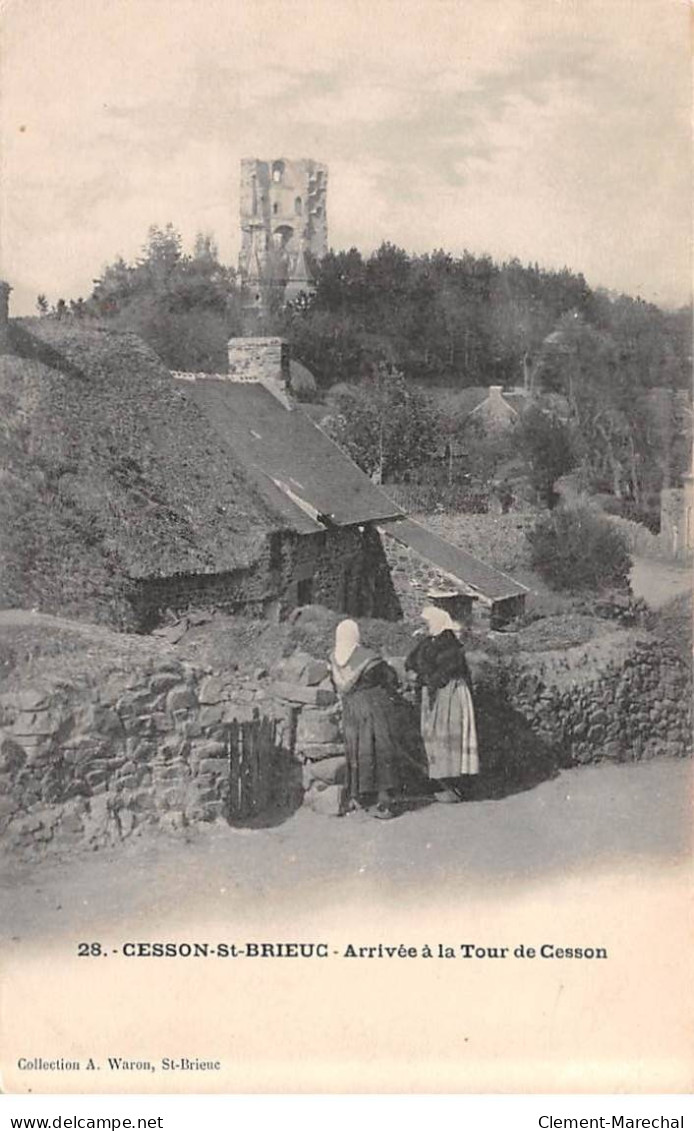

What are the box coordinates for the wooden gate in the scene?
[226,713,281,824]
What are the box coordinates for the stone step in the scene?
[303,782,346,817]
[296,713,341,745]
[271,682,336,707]
[302,755,346,788]
[299,742,346,760]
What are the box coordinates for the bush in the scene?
[527,504,632,592]
[650,591,693,663]
[620,501,660,535]
[513,405,578,509]
[323,368,440,480]
[592,493,623,516]
[593,493,661,535]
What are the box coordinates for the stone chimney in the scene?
[0,281,12,353]
[226,336,292,408]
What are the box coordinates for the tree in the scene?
[488,259,555,388]
[36,294,49,316]
[533,311,684,507]
[193,231,219,262]
[324,367,440,481]
[439,408,515,489]
[86,225,241,371]
[286,244,674,392]
[138,223,183,276]
[513,405,578,508]
[527,504,632,592]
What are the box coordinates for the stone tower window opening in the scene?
[274,224,294,248]
[272,161,284,183]
[273,202,279,215]
[295,197,303,216]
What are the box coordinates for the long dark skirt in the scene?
[341,685,425,799]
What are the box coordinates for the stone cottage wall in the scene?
[131,558,275,629]
[382,531,471,622]
[131,525,400,631]
[381,529,526,628]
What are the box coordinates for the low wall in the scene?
[1,628,690,855]
[476,632,692,767]
[0,655,341,855]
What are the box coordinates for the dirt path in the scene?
[1,760,690,940]
[630,557,691,609]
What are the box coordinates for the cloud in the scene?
[0,0,689,311]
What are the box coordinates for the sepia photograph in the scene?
[0,0,691,1096]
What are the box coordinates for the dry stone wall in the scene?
[0,651,348,854]
[1,628,690,855]
[474,634,692,767]
[272,650,347,816]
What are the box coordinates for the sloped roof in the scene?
[430,386,490,419]
[502,391,528,413]
[299,401,331,425]
[2,320,282,583]
[180,378,405,529]
[379,518,528,602]
[427,385,524,427]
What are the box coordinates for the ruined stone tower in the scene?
[238,158,328,320]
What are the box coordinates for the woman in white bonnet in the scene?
[331,619,409,818]
[405,605,479,803]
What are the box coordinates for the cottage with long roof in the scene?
[0,286,527,631]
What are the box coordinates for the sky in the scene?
[1,0,691,315]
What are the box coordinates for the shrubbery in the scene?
[514,405,578,508]
[592,492,661,534]
[384,481,488,514]
[323,368,440,481]
[527,504,632,592]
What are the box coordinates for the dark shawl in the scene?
[331,645,400,698]
[405,629,472,699]
[332,647,423,796]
